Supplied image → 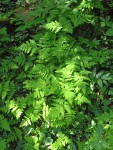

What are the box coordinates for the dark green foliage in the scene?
[0,0,113,149]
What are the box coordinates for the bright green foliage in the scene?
[44,21,62,33]
[0,0,113,149]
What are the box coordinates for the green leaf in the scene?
[14,127,22,140]
[77,93,91,105]
[0,139,6,150]
[64,102,72,114]
[0,115,11,131]
[106,28,113,36]
[108,88,113,96]
[2,119,11,131]
[64,91,75,104]
[97,79,103,88]
[44,21,62,33]
[45,137,53,146]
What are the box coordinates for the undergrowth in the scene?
[0,0,113,149]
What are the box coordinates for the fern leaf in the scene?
[19,40,37,56]
[49,133,70,150]
[44,21,62,33]
[0,139,6,150]
[0,115,11,131]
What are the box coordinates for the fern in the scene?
[49,133,71,150]
[85,111,113,150]
[0,115,11,131]
[19,40,38,56]
[0,139,6,150]
[59,15,73,33]
[44,21,62,33]
[0,0,113,149]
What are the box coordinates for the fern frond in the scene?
[49,133,70,150]
[44,21,62,33]
[19,40,38,56]
[0,115,11,131]
[59,15,73,33]
[0,139,6,150]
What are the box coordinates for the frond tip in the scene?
[44,21,62,33]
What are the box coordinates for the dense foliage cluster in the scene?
[0,0,113,149]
